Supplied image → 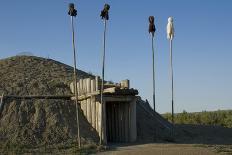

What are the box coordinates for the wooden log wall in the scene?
[71,76,102,137]
[70,77,137,143]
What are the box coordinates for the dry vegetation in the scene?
[163,110,232,128]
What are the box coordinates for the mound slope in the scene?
[0,56,98,149]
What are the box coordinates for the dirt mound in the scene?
[0,56,174,153]
[0,56,98,151]
[136,99,172,142]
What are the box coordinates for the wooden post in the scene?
[102,99,107,144]
[86,78,92,124]
[129,97,137,142]
[170,39,174,124]
[100,3,110,144]
[77,82,80,96]
[83,79,87,116]
[91,79,96,128]
[125,103,129,142]
[98,101,102,138]
[69,3,81,148]
[96,101,100,135]
[151,34,156,112]
[95,76,99,91]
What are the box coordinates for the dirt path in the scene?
[98,144,218,155]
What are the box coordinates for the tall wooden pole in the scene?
[170,39,174,125]
[100,3,110,145]
[68,3,81,148]
[100,19,107,145]
[167,17,175,137]
[148,16,156,112]
[151,34,156,112]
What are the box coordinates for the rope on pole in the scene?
[68,3,81,148]
[100,3,110,145]
[167,17,175,138]
[148,16,156,112]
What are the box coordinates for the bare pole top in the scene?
[68,3,77,17]
[148,16,156,37]
[100,4,110,20]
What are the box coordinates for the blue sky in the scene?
[0,0,232,113]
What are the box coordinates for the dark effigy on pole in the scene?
[68,3,77,17]
[68,3,81,148]
[149,16,156,37]
[100,4,110,20]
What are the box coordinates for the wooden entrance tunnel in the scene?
[70,77,138,143]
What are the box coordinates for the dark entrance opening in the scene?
[106,102,130,143]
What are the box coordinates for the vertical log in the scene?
[70,82,75,94]
[109,103,113,142]
[112,103,116,142]
[77,82,80,96]
[79,79,85,115]
[121,103,125,142]
[82,79,87,116]
[129,97,137,142]
[86,78,92,124]
[102,100,107,143]
[91,79,96,129]
[115,103,119,142]
[96,101,99,134]
[120,80,130,89]
[97,101,102,137]
[79,79,83,95]
[125,102,129,142]
[95,76,99,91]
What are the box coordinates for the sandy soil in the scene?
[98,143,218,155]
